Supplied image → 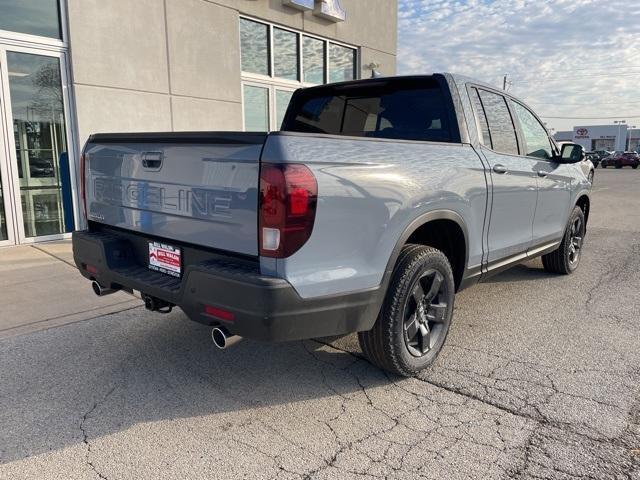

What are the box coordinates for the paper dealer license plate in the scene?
[148,242,181,278]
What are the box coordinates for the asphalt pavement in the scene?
[0,169,638,479]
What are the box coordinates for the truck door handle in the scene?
[537,170,548,178]
[493,164,508,174]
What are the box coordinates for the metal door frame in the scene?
[0,43,78,245]
[0,62,16,246]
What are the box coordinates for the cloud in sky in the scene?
[398,0,640,131]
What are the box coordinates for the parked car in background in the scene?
[600,151,640,169]
[586,150,611,168]
[586,152,599,168]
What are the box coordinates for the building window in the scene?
[240,18,270,76]
[303,36,325,84]
[329,43,356,83]
[273,27,299,81]
[243,84,270,132]
[0,0,62,39]
[240,16,358,131]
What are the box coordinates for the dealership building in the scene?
[554,125,640,152]
[0,0,398,247]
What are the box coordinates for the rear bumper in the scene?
[72,230,380,341]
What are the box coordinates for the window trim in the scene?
[466,83,521,157]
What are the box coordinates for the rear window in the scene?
[283,78,453,142]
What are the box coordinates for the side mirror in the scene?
[559,143,585,164]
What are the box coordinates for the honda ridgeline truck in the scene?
[73,74,591,376]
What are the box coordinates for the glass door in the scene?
[0,46,75,244]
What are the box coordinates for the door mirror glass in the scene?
[560,143,585,164]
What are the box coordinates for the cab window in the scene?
[511,101,553,159]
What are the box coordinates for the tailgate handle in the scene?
[141,151,163,170]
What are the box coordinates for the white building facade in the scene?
[555,125,640,152]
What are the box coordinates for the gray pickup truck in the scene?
[73,74,591,376]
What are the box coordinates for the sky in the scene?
[397,0,640,132]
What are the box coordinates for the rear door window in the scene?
[284,78,453,143]
[476,89,519,155]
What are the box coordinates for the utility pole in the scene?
[503,74,508,91]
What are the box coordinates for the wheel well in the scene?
[406,219,466,291]
[576,195,590,225]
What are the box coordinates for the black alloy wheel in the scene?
[567,215,584,269]
[403,269,449,357]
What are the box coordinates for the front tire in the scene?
[358,245,455,376]
[542,206,585,275]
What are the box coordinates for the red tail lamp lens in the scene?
[259,163,317,258]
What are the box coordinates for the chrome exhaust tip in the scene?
[211,327,242,350]
[91,280,117,297]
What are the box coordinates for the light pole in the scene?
[627,125,636,151]
[614,120,626,151]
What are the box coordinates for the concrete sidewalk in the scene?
[0,241,140,339]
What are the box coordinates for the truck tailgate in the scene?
[84,132,266,256]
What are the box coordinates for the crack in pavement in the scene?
[308,337,640,479]
[79,386,117,480]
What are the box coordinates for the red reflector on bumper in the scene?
[85,264,98,274]
[204,305,235,322]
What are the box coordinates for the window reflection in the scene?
[273,28,298,81]
[7,51,68,238]
[303,36,325,84]
[240,18,269,76]
[243,85,269,131]
[329,44,356,83]
[0,0,61,39]
[276,90,294,130]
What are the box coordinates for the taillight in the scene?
[259,163,317,258]
[79,153,87,220]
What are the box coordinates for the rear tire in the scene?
[358,245,455,377]
[632,164,638,169]
[542,206,585,275]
